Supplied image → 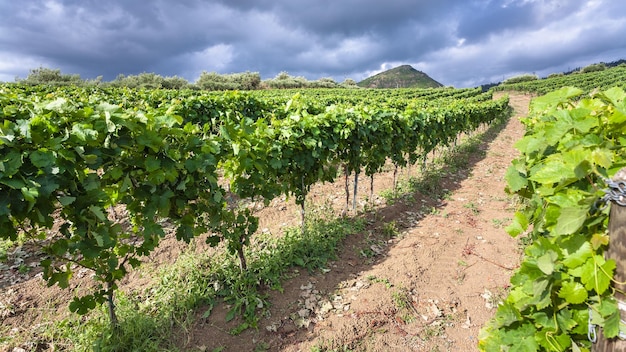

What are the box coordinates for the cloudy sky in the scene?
[1,0,625,87]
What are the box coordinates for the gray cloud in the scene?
[1,0,625,87]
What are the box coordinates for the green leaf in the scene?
[69,295,97,315]
[537,251,557,275]
[21,186,38,203]
[48,270,71,289]
[506,212,529,237]
[93,232,104,247]
[597,259,615,294]
[555,207,588,235]
[89,206,107,221]
[137,130,162,152]
[536,330,570,352]
[532,277,553,310]
[609,107,626,125]
[501,323,539,351]
[603,305,621,338]
[556,308,579,332]
[269,158,281,169]
[232,142,241,156]
[558,281,587,304]
[531,312,555,330]
[71,124,98,142]
[506,165,527,192]
[599,86,626,107]
[491,301,522,328]
[579,257,614,294]
[590,148,613,168]
[529,160,569,184]
[0,151,23,177]
[225,307,237,322]
[29,150,54,168]
[562,240,592,269]
[530,87,583,112]
[1,178,26,189]
[58,196,76,206]
[145,156,161,172]
[514,132,548,155]
[45,97,67,111]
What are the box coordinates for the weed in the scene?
[0,233,26,262]
[464,202,480,215]
[18,264,30,274]
[253,341,270,351]
[359,232,387,259]
[381,221,399,238]
[367,275,392,289]
[0,239,11,262]
[423,324,444,340]
[379,189,396,205]
[391,288,419,324]
[310,336,357,352]
[491,218,511,229]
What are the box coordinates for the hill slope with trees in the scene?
[357,64,443,88]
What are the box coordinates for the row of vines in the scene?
[494,64,626,95]
[479,87,626,351]
[0,85,509,327]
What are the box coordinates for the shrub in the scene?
[503,74,538,84]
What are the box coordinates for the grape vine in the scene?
[479,87,626,351]
[0,84,509,327]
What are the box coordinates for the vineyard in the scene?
[1,64,626,351]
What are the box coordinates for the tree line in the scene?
[10,67,359,90]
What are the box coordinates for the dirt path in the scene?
[0,92,532,352]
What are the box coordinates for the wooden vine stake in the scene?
[595,167,626,351]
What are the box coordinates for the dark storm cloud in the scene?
[1,0,625,87]
[457,1,539,42]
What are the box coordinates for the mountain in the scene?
[357,65,443,89]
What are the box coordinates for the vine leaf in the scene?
[555,207,588,235]
[505,164,527,193]
[558,281,588,304]
[492,301,521,328]
[506,212,529,237]
[537,250,557,275]
[577,257,615,294]
[561,240,592,269]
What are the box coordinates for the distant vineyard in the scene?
[494,64,626,95]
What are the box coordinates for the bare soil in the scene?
[0,92,531,352]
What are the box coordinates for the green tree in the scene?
[18,67,83,85]
[503,74,538,84]
[195,71,238,90]
[580,63,606,73]
[341,78,358,88]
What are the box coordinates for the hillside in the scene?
[357,64,443,88]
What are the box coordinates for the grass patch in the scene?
[5,203,365,351]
